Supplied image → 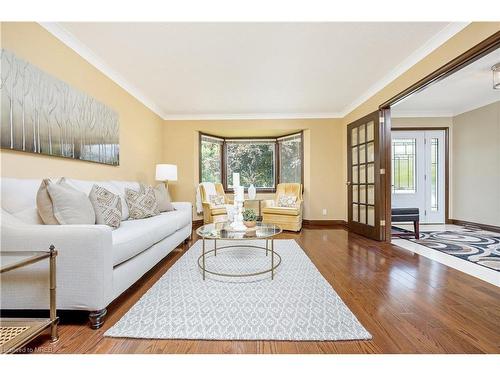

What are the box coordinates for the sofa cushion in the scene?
[126,185,160,219]
[262,206,300,216]
[1,178,44,224]
[111,210,190,266]
[47,180,96,225]
[110,180,141,220]
[36,178,60,224]
[65,178,139,221]
[89,184,122,229]
[153,183,175,212]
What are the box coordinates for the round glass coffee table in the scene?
[196,222,282,280]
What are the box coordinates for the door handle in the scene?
[346,181,351,186]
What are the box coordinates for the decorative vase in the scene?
[244,221,257,228]
[248,184,256,199]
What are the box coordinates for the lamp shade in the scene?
[155,164,177,181]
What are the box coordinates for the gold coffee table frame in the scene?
[196,222,282,280]
[0,246,59,354]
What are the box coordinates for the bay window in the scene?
[199,131,303,192]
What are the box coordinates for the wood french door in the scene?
[347,110,388,241]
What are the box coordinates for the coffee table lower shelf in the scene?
[0,317,59,354]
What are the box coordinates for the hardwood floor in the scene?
[26,228,500,354]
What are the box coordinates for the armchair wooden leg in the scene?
[89,308,107,329]
[414,220,420,240]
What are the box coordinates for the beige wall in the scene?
[452,101,500,226]
[162,119,346,221]
[1,22,499,226]
[0,22,164,184]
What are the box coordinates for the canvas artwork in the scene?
[0,48,119,165]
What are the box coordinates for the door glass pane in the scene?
[367,185,375,204]
[359,185,366,204]
[367,141,374,162]
[352,185,358,203]
[366,121,374,141]
[367,163,374,183]
[352,204,358,222]
[359,205,366,224]
[367,206,375,226]
[359,124,366,143]
[359,164,366,183]
[352,146,358,165]
[392,138,416,193]
[352,166,358,183]
[359,144,366,164]
[351,128,358,146]
[431,138,439,211]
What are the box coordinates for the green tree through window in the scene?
[226,141,275,189]
[199,132,303,191]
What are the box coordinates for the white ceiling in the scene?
[42,22,467,120]
[392,47,500,117]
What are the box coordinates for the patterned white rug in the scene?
[105,239,372,341]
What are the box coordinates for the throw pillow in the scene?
[89,184,122,229]
[46,180,96,225]
[126,185,160,219]
[151,183,175,212]
[36,178,62,224]
[277,194,297,208]
[209,194,225,206]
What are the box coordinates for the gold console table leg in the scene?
[49,245,59,343]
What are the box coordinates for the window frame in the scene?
[199,130,304,193]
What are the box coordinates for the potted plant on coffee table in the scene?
[243,208,257,228]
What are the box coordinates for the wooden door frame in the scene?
[378,31,500,242]
[391,127,450,224]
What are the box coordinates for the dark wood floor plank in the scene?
[22,228,500,354]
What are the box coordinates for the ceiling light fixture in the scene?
[492,63,500,90]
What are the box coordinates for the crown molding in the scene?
[39,22,169,119]
[163,112,343,120]
[339,22,470,117]
[391,110,454,118]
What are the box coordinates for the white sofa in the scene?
[0,177,192,328]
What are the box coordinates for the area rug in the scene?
[105,239,372,341]
[407,229,500,271]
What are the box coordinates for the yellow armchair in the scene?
[262,183,303,231]
[200,183,232,224]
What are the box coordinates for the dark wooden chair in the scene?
[391,208,420,239]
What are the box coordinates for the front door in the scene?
[347,111,387,240]
[391,130,446,223]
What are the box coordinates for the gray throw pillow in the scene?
[89,184,122,229]
[125,185,160,219]
[47,180,96,225]
[152,183,175,212]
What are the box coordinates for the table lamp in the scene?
[155,164,178,188]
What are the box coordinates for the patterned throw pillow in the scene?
[278,194,297,208]
[209,194,225,206]
[89,184,122,229]
[125,185,160,219]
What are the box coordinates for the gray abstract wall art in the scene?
[1,48,119,165]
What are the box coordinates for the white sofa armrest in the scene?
[172,201,193,212]
[1,223,113,311]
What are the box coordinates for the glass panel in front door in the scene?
[391,130,445,223]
